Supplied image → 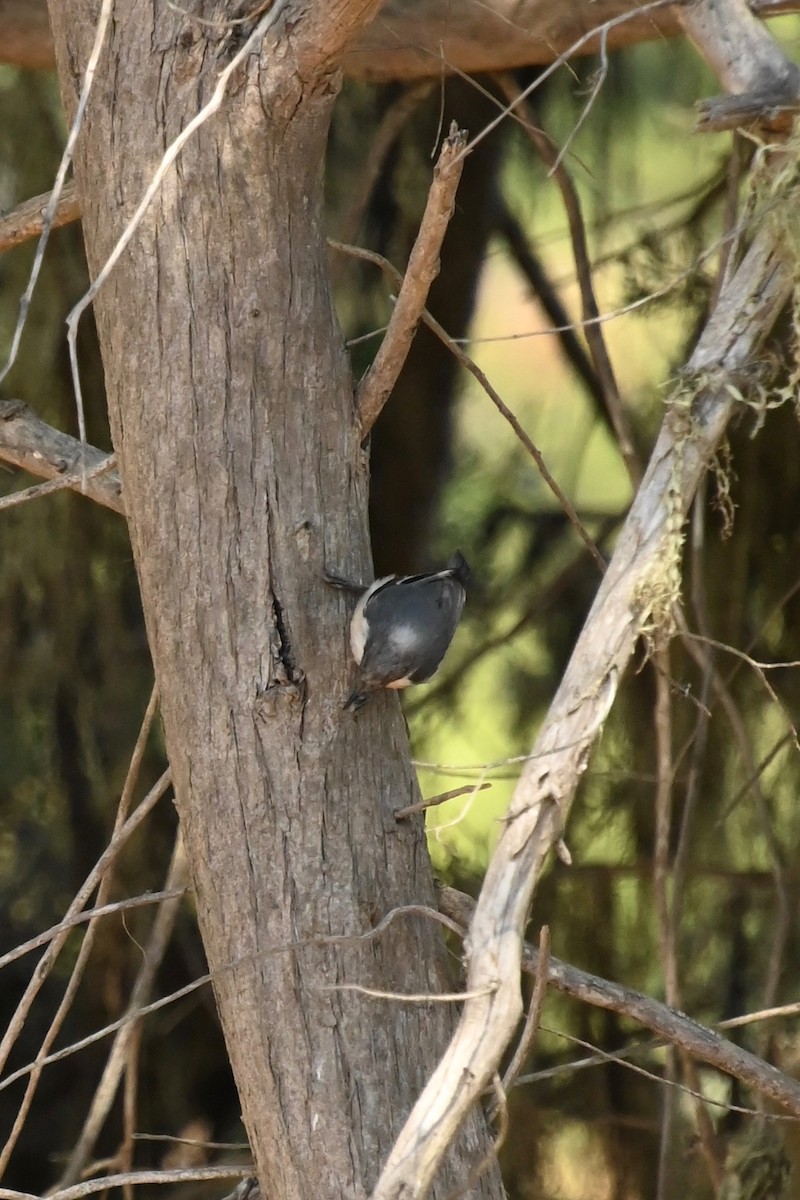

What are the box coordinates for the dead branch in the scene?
[349,0,800,80]
[371,149,795,1200]
[438,887,800,1116]
[652,651,678,1199]
[0,703,164,1171]
[697,90,800,132]
[332,240,606,572]
[497,926,550,1104]
[357,124,466,436]
[0,903,462,1093]
[0,889,186,972]
[0,181,80,255]
[678,0,800,96]
[0,453,117,513]
[0,1164,252,1200]
[0,400,123,513]
[0,973,212,1094]
[0,0,113,394]
[394,782,492,820]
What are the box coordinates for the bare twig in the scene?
[0,0,112,390]
[651,648,698,1200]
[680,627,792,1040]
[1,902,464,1090]
[320,983,496,1004]
[121,1024,142,1200]
[445,0,673,167]
[443,1074,508,1200]
[0,889,187,973]
[718,730,793,824]
[0,1164,252,1200]
[0,400,123,513]
[0,690,163,1174]
[0,181,80,256]
[57,836,191,1188]
[0,764,170,1082]
[332,240,606,572]
[0,452,117,513]
[133,1133,248,1151]
[357,123,466,435]
[494,74,641,485]
[723,999,800,1030]
[0,971,212,1093]
[394,782,491,819]
[672,505,725,1190]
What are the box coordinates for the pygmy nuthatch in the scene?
[327,553,470,711]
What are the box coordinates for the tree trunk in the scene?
[46,6,503,1197]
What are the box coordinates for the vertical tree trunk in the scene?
[46,6,503,1197]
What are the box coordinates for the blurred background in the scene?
[3,19,800,1198]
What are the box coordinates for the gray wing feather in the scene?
[358,575,466,687]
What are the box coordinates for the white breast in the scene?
[349,575,394,664]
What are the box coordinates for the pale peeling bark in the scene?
[46,4,502,1198]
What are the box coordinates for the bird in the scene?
[325,553,470,711]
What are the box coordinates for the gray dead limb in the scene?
[0,400,123,514]
[372,232,791,1200]
[370,11,798,1198]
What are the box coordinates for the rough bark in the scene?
[14,0,800,78]
[45,5,502,1199]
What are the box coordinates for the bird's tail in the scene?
[446,551,471,587]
